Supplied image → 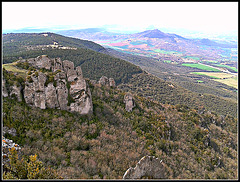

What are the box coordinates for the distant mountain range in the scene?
[58,28,237,48]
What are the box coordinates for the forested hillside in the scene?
[3,32,105,63]
[2,74,237,179]
[118,73,237,118]
[2,33,237,118]
[2,32,238,179]
[106,48,237,102]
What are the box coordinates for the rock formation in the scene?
[3,126,17,136]
[124,93,135,112]
[123,156,167,179]
[69,76,93,115]
[109,78,116,87]
[98,76,116,88]
[99,76,109,86]
[6,55,93,115]
[3,56,119,116]
[9,85,22,102]
[2,78,9,97]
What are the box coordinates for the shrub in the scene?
[3,148,61,179]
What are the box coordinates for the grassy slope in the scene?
[181,63,220,72]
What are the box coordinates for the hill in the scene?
[105,48,237,117]
[2,66,238,179]
[2,32,105,63]
[132,29,187,40]
[2,33,237,118]
[57,28,123,40]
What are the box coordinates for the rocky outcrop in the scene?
[99,76,109,86]
[3,126,17,136]
[109,78,116,87]
[2,78,8,97]
[123,156,167,179]
[69,76,93,115]
[15,56,93,115]
[98,76,116,88]
[25,55,52,70]
[55,72,68,110]
[124,93,135,112]
[24,71,47,109]
[9,85,22,102]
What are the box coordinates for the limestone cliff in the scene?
[3,55,93,115]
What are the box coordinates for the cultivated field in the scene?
[192,72,235,79]
[213,64,238,72]
[182,63,220,72]
[213,76,238,89]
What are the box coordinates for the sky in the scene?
[2,2,238,37]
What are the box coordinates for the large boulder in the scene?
[99,76,109,86]
[70,88,93,115]
[124,93,135,112]
[109,78,116,87]
[123,156,167,179]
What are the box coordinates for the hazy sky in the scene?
[2,2,238,35]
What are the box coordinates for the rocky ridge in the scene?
[3,55,94,115]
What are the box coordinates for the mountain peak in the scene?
[136,29,169,38]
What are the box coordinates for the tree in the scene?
[3,148,62,179]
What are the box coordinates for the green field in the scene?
[154,49,182,55]
[182,63,220,72]
[192,72,219,79]
[2,62,27,77]
[213,76,238,89]
[213,64,238,72]
[200,60,218,64]
[163,60,171,63]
